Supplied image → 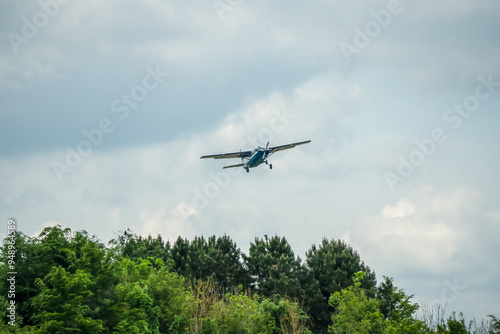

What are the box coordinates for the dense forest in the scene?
[0,225,498,333]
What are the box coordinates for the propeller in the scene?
[264,141,270,159]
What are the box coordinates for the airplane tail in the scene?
[223,163,245,169]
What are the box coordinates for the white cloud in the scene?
[485,211,500,220]
[354,186,490,273]
[350,185,500,319]
[381,198,415,218]
[138,203,197,242]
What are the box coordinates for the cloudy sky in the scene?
[1,0,499,321]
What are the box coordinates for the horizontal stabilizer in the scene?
[223,163,245,169]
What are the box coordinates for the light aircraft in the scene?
[200,140,311,173]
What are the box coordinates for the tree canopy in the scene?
[0,226,497,334]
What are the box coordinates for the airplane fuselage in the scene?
[246,149,268,169]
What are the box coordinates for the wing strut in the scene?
[223,163,245,169]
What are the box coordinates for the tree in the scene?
[435,312,468,334]
[186,236,212,282]
[377,276,419,321]
[204,292,275,334]
[329,272,384,334]
[110,230,171,268]
[145,265,193,333]
[33,267,105,334]
[259,296,312,334]
[3,227,498,333]
[305,238,377,333]
[0,231,36,326]
[0,226,92,327]
[171,236,191,278]
[376,277,429,334]
[244,235,305,299]
[488,314,500,333]
[206,235,248,293]
[32,256,194,334]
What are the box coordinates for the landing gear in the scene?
[265,160,273,170]
[245,167,249,173]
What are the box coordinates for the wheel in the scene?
[246,167,249,173]
[269,164,273,170]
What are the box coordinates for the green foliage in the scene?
[169,234,249,293]
[110,230,172,269]
[0,228,75,326]
[445,313,468,334]
[259,296,312,334]
[0,226,497,334]
[31,256,193,333]
[329,272,432,334]
[205,235,248,294]
[433,312,469,334]
[244,235,305,300]
[376,276,419,322]
[305,238,377,333]
[488,314,500,333]
[186,236,212,280]
[205,292,275,334]
[419,306,499,333]
[169,315,190,334]
[33,267,104,333]
[111,281,155,332]
[190,279,311,334]
[200,318,217,334]
[171,236,191,278]
[329,272,385,334]
[106,258,193,333]
[145,265,193,332]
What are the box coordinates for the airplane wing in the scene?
[268,140,311,154]
[200,150,252,159]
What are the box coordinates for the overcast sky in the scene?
[1,0,500,321]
